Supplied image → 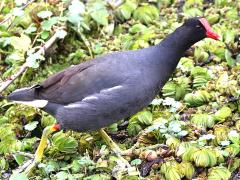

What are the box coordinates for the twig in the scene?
[0,27,66,93]
[15,151,34,158]
[0,0,5,13]
[77,30,94,58]
[121,143,168,156]
[0,64,28,93]
[16,159,33,173]
[0,0,35,26]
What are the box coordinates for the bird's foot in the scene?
[98,129,132,169]
[17,124,61,176]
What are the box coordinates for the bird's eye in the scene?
[196,25,201,28]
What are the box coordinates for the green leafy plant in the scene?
[190,66,211,88]
[207,166,231,180]
[52,131,78,153]
[184,90,211,107]
[88,1,109,26]
[133,4,159,25]
[127,111,153,136]
[115,0,137,21]
[162,77,190,100]
[191,114,215,129]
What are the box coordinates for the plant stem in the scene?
[0,27,66,93]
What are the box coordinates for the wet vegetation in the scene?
[0,0,239,179]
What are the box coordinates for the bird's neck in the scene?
[159,26,195,55]
[146,26,200,88]
[153,26,199,72]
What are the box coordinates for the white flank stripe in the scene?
[65,103,82,108]
[13,100,48,108]
[101,85,122,93]
[82,95,98,101]
[64,85,123,109]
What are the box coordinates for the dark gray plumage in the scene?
[7,17,219,131]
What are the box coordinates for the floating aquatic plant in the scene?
[0,0,239,179]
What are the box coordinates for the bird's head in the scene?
[182,17,220,43]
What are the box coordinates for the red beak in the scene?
[199,18,220,40]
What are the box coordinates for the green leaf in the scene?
[52,131,78,153]
[107,123,118,132]
[41,17,59,31]
[67,13,83,26]
[116,0,137,20]
[162,78,190,100]
[0,124,18,154]
[37,11,53,19]
[183,8,203,18]
[10,34,31,52]
[214,106,232,122]
[67,0,85,26]
[40,160,60,174]
[228,130,240,144]
[71,159,81,173]
[69,0,85,15]
[25,52,45,68]
[178,130,188,137]
[191,114,215,128]
[224,31,235,44]
[0,37,11,47]
[133,5,159,25]
[9,172,28,180]
[89,1,109,26]
[40,31,50,40]
[0,157,9,170]
[13,154,25,165]
[225,49,235,67]
[92,43,104,55]
[207,166,231,180]
[138,111,153,125]
[129,23,147,34]
[55,171,69,180]
[24,121,39,131]
[56,29,67,39]
[169,121,182,133]
[151,98,163,106]
[25,24,37,34]
[127,120,142,136]
[5,52,24,65]
[0,116,9,125]
[131,159,142,166]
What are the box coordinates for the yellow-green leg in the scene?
[24,124,60,175]
[99,128,131,168]
[24,126,130,175]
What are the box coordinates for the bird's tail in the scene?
[7,86,48,108]
[8,87,36,101]
[0,94,5,101]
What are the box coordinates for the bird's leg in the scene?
[24,124,61,175]
[99,128,131,168]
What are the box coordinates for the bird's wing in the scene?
[36,56,128,104]
[36,60,96,103]
[41,61,94,89]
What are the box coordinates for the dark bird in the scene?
[6,17,219,174]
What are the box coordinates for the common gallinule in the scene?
[6,17,219,174]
